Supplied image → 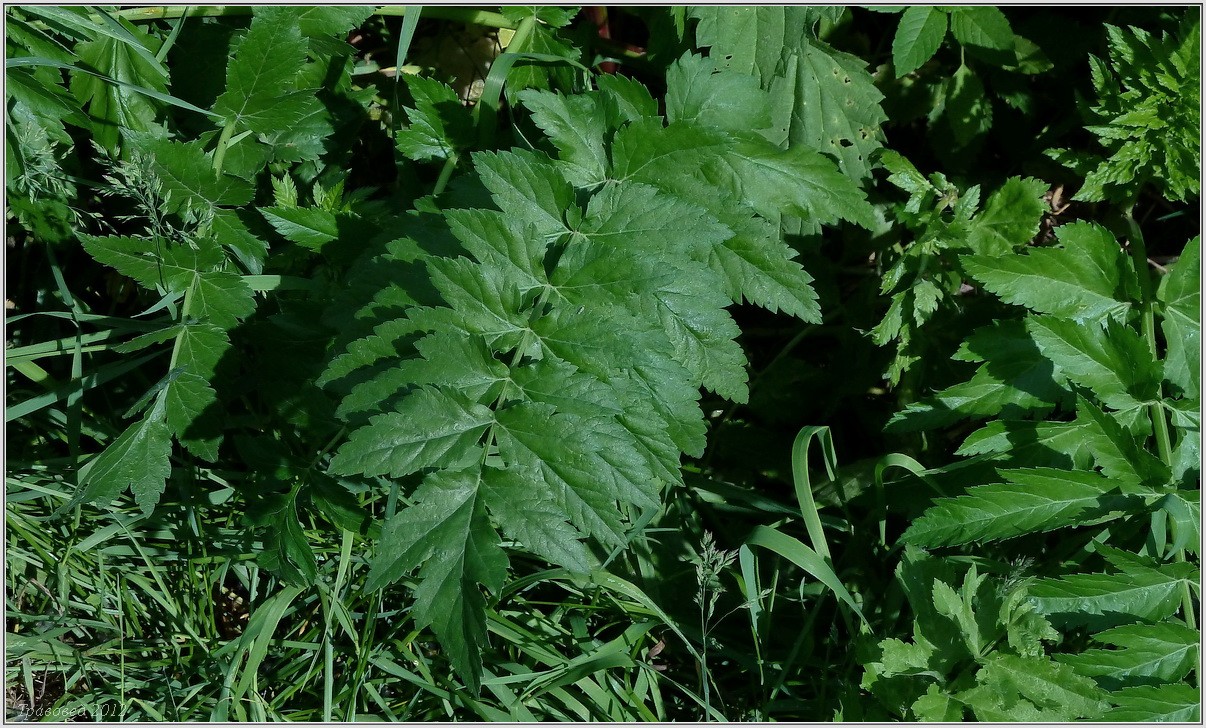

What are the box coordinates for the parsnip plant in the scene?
[5,5,1198,722]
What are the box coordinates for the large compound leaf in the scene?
[327,54,859,694]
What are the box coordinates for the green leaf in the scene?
[518,89,608,187]
[708,226,821,321]
[964,221,1136,322]
[1159,236,1201,399]
[80,235,186,291]
[911,684,963,721]
[444,210,548,294]
[974,654,1109,720]
[1002,587,1062,658]
[665,52,771,133]
[247,484,319,587]
[495,402,659,547]
[964,177,1049,256]
[396,74,473,162]
[1065,20,1200,204]
[903,468,1127,547]
[292,6,374,44]
[1105,684,1201,722]
[1076,395,1171,486]
[931,566,985,655]
[949,7,1016,63]
[364,469,508,695]
[259,206,339,249]
[893,6,948,78]
[946,64,992,147]
[1057,622,1199,689]
[212,209,269,274]
[329,387,494,479]
[1029,561,1199,627]
[163,322,231,460]
[164,371,220,461]
[69,20,168,153]
[479,466,593,573]
[957,420,1094,470]
[1027,316,1160,412]
[709,138,876,229]
[689,6,844,84]
[574,179,731,261]
[499,11,581,100]
[174,323,230,381]
[471,149,574,237]
[500,6,579,28]
[890,320,1065,431]
[192,271,256,330]
[596,73,659,125]
[211,9,308,130]
[607,122,823,321]
[769,38,886,182]
[73,394,173,515]
[134,136,254,214]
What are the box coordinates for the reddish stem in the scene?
[586,6,618,74]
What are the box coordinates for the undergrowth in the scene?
[5,5,1200,722]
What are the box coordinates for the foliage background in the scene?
[5,5,1200,722]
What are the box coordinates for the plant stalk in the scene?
[107,5,515,29]
[1124,208,1174,464]
[1125,207,1197,682]
[167,282,196,372]
[211,122,236,179]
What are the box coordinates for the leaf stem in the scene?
[1126,207,1196,674]
[167,280,196,372]
[431,152,459,198]
[1123,207,1173,465]
[211,122,236,179]
[106,6,516,29]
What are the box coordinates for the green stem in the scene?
[1126,208,1197,679]
[1123,208,1174,465]
[431,152,459,198]
[108,5,515,29]
[501,11,539,54]
[211,122,235,179]
[167,281,196,372]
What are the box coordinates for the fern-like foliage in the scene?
[866,225,1200,720]
[323,54,875,691]
[871,151,1048,385]
[1048,16,1201,204]
[66,6,371,523]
